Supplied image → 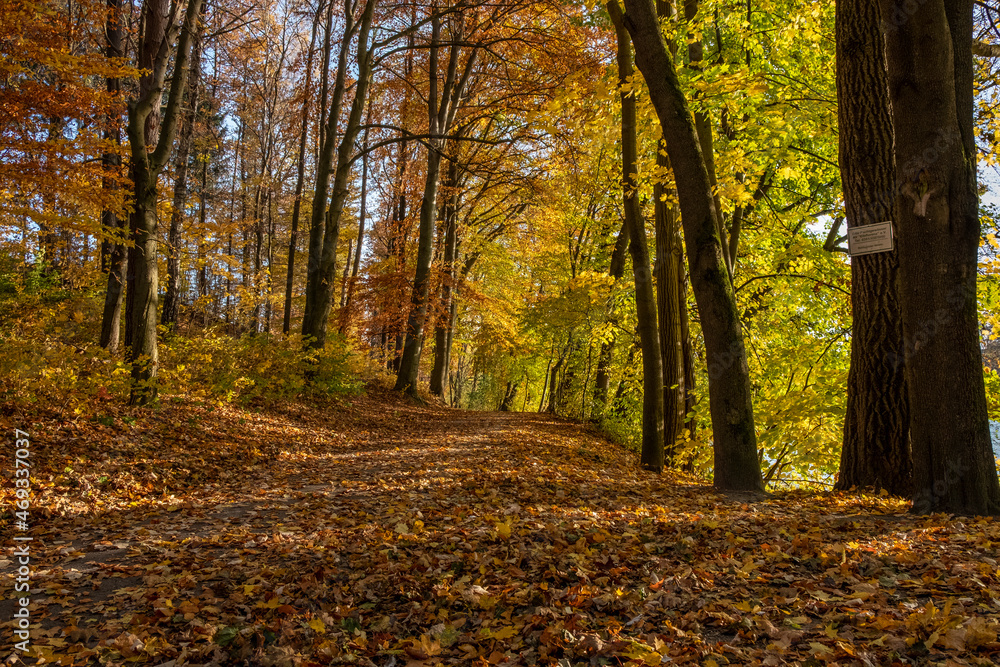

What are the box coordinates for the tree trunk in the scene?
[430,160,459,396]
[100,237,127,351]
[654,147,686,464]
[834,0,911,495]
[619,0,763,491]
[302,0,376,351]
[395,146,442,393]
[340,118,370,333]
[395,12,480,394]
[593,221,629,414]
[499,381,517,411]
[610,2,665,472]
[880,0,1000,515]
[99,0,125,352]
[252,190,264,333]
[124,0,205,405]
[162,32,202,329]
[683,0,731,278]
[283,5,321,334]
[196,139,209,324]
[547,346,568,414]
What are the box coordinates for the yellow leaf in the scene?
[307,619,326,634]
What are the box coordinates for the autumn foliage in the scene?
[2,0,1000,662]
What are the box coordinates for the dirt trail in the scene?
[2,386,997,666]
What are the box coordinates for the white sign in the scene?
[848,220,894,256]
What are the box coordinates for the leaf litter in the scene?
[2,385,1000,666]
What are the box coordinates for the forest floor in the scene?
[2,383,1000,667]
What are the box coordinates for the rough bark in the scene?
[610,1,665,472]
[834,0,911,495]
[619,0,763,490]
[880,0,1000,514]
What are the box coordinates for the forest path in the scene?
[3,384,998,666]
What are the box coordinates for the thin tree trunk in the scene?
[283,3,321,334]
[395,11,480,395]
[593,221,629,415]
[162,31,202,329]
[99,0,126,351]
[610,1,665,472]
[339,239,352,308]
[340,118,370,333]
[253,189,264,333]
[196,142,209,324]
[125,0,205,404]
[302,0,377,351]
[619,0,763,491]
[654,147,686,465]
[683,0,731,278]
[547,345,569,414]
[538,354,553,413]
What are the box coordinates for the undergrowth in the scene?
[0,278,364,414]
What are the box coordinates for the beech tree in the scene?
[395,5,482,395]
[99,0,128,351]
[124,0,205,404]
[879,0,1000,514]
[617,0,764,491]
[301,0,377,350]
[162,31,204,329]
[608,0,665,472]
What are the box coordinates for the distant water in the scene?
[993,421,1000,460]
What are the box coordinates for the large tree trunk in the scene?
[609,2,665,472]
[834,0,911,495]
[880,0,1000,515]
[619,0,763,491]
[430,160,459,397]
[395,148,442,393]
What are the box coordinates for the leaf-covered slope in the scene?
[2,388,999,665]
